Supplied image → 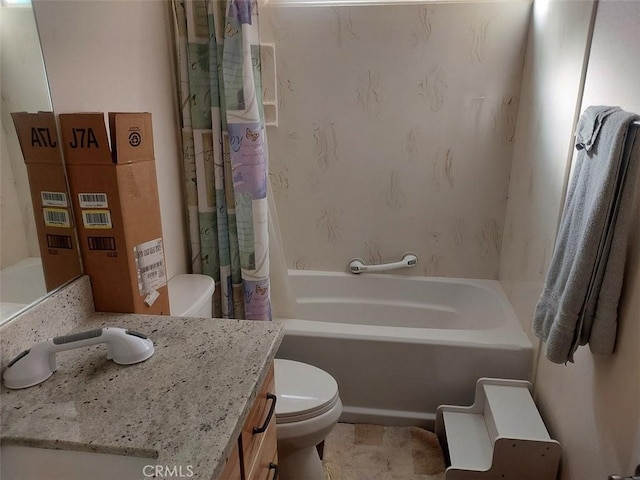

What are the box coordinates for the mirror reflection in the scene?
[0,2,82,324]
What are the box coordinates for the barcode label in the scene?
[82,210,112,229]
[139,261,164,275]
[133,238,167,295]
[78,193,108,208]
[47,234,73,249]
[88,236,116,251]
[43,208,71,228]
[41,191,68,207]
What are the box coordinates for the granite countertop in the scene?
[1,313,284,480]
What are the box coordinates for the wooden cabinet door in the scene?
[247,420,277,480]
[240,366,276,477]
[219,363,279,480]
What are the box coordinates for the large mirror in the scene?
[0,1,82,325]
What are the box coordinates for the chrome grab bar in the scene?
[349,253,418,274]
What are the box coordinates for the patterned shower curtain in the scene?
[173,0,271,320]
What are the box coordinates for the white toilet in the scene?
[274,359,342,480]
[168,275,341,479]
[168,274,215,317]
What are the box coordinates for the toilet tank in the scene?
[168,274,215,317]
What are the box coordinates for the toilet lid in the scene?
[274,359,340,424]
[168,274,215,316]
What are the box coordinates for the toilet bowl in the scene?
[167,274,215,317]
[274,359,342,480]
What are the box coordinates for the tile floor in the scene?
[323,423,446,480]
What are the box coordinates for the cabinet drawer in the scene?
[247,420,278,480]
[241,365,276,477]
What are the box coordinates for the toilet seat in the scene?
[274,359,340,424]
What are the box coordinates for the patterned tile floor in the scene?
[323,423,446,480]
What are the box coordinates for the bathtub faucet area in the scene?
[349,253,418,274]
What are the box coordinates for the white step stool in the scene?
[435,378,561,479]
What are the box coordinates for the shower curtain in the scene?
[173,0,271,320]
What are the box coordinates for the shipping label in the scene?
[78,193,108,208]
[82,210,112,229]
[41,191,68,207]
[133,238,167,296]
[43,208,71,228]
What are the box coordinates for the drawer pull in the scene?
[268,462,279,480]
[253,393,277,434]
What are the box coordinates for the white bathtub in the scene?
[276,270,533,428]
[0,257,47,322]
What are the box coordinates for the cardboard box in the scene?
[58,112,169,315]
[10,112,83,291]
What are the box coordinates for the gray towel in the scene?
[533,107,640,364]
[575,106,621,151]
[586,126,639,354]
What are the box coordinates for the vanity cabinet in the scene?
[220,442,242,480]
[220,364,278,480]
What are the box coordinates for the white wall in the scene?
[32,0,188,279]
[499,0,596,355]
[0,126,30,269]
[501,0,640,477]
[532,1,640,478]
[0,6,51,267]
[261,1,531,278]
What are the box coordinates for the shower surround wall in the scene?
[499,0,596,350]
[260,1,531,278]
[501,0,640,477]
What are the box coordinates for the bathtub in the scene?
[276,270,533,428]
[0,257,47,322]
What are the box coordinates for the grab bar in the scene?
[349,253,418,274]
